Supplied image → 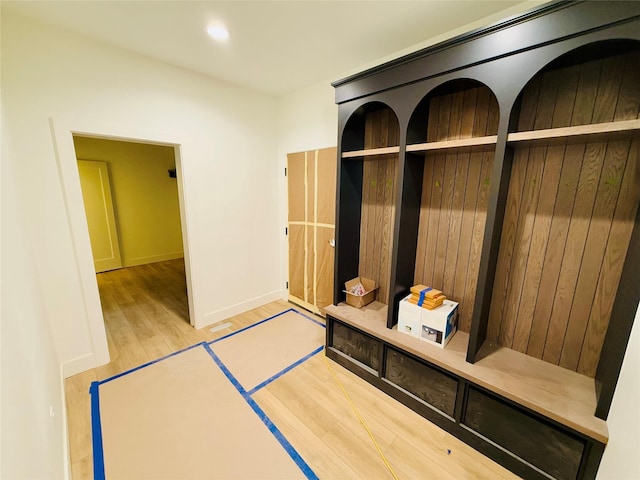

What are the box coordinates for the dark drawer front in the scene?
[463,387,585,480]
[331,321,381,371]
[385,348,457,417]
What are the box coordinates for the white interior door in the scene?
[77,160,122,273]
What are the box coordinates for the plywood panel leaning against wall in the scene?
[287,147,337,315]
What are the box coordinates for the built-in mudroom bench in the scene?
[325,302,607,479]
[325,2,640,479]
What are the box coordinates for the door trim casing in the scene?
[50,116,198,374]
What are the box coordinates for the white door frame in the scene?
[49,116,198,370]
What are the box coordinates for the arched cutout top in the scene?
[341,101,400,157]
[489,38,640,379]
[509,39,640,141]
[407,79,499,151]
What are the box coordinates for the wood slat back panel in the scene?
[358,108,399,305]
[488,50,640,376]
[414,86,498,332]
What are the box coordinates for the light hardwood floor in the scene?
[65,259,518,479]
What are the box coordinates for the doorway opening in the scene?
[73,136,191,355]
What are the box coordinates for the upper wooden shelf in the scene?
[507,118,640,145]
[324,301,608,444]
[406,135,497,153]
[342,146,400,158]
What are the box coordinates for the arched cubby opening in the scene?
[487,40,640,378]
[335,102,400,307]
[407,79,500,334]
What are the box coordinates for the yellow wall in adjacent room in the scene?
[74,136,184,267]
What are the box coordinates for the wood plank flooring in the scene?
[65,259,517,479]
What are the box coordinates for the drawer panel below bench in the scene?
[330,320,381,371]
[384,347,458,417]
[463,386,586,480]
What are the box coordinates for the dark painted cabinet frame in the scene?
[326,317,605,480]
[329,1,640,478]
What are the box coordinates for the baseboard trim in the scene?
[122,252,184,268]
[288,296,322,316]
[198,290,285,329]
[62,353,96,378]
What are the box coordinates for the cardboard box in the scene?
[398,294,421,337]
[344,277,378,308]
[419,300,459,348]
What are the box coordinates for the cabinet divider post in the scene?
[467,117,514,363]
[577,441,606,480]
[388,146,424,328]
[595,206,640,418]
[379,343,387,378]
[454,380,468,424]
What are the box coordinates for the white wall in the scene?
[277,81,338,291]
[1,113,67,479]
[1,9,283,476]
[597,304,640,480]
[278,81,338,154]
[2,8,283,378]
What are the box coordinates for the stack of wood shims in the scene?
[408,285,446,310]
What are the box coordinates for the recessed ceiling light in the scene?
[207,25,229,41]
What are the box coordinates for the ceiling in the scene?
[3,1,537,96]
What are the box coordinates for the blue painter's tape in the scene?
[418,287,432,307]
[247,345,324,396]
[89,381,106,480]
[202,343,319,480]
[98,341,206,386]
[208,309,294,345]
[202,343,248,395]
[89,314,322,479]
[290,309,326,329]
[89,342,207,478]
[209,307,326,347]
[247,398,319,480]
